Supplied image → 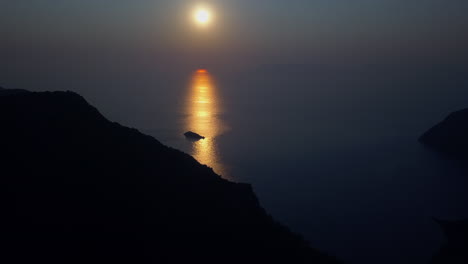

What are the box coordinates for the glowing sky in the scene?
[1,0,468,70]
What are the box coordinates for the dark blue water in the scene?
[142,65,468,264]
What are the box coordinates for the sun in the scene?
[194,8,211,25]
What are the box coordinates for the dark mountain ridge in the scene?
[0,88,339,263]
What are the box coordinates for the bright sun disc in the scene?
[195,9,211,25]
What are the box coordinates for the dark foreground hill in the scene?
[420,110,468,263]
[0,88,339,264]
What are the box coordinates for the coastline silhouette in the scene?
[421,110,468,263]
[0,87,340,264]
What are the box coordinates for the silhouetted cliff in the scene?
[420,109,468,158]
[431,219,468,264]
[421,110,468,263]
[0,88,339,264]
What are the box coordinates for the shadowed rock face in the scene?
[421,111,468,263]
[0,88,339,264]
[420,109,468,159]
[431,219,468,264]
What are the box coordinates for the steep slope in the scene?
[420,110,468,263]
[0,89,339,264]
[431,219,468,264]
[420,109,468,158]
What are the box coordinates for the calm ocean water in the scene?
[100,65,468,263]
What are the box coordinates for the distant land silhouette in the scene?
[0,86,28,96]
[421,110,468,263]
[0,88,340,264]
[420,108,468,159]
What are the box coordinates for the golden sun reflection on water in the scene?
[185,70,229,178]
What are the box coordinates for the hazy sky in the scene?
[1,0,468,80]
